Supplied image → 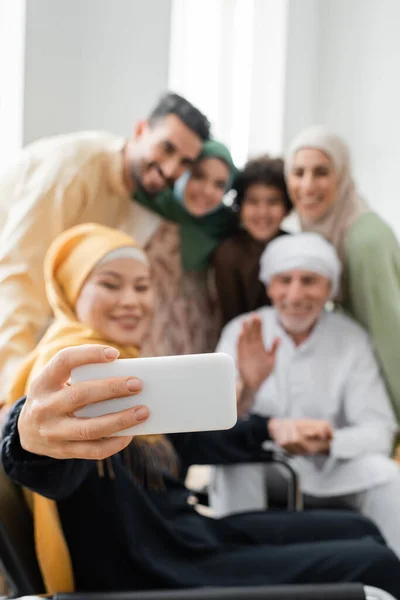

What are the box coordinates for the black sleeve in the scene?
[1,399,95,501]
[169,414,271,470]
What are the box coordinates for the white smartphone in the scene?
[70,352,237,436]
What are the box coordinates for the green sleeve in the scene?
[344,213,400,422]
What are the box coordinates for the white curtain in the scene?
[169,0,255,167]
[168,0,290,167]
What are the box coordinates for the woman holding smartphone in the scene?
[3,222,399,598]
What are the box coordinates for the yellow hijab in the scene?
[7,223,176,593]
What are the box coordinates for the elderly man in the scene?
[0,92,209,406]
[213,232,400,558]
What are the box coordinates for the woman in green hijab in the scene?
[136,140,238,357]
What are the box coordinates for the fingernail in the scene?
[104,347,119,359]
[126,377,141,392]
[134,406,149,422]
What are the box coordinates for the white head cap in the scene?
[259,233,341,299]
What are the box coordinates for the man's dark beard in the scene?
[134,172,156,197]
[132,162,174,197]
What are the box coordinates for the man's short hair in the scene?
[149,92,211,141]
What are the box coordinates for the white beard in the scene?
[278,311,320,335]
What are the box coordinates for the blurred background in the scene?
[1,0,399,232]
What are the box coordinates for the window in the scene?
[168,0,255,167]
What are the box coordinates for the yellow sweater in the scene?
[0,131,161,402]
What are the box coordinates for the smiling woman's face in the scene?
[287,148,339,222]
[184,158,230,216]
[75,258,154,347]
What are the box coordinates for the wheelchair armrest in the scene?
[255,448,303,511]
[257,448,288,462]
[187,449,303,511]
[53,582,367,599]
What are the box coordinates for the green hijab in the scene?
[133,140,239,272]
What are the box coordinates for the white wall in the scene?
[0,0,26,174]
[282,0,320,148]
[314,0,400,232]
[23,0,172,144]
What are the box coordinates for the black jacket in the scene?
[2,399,271,592]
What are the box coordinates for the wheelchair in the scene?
[0,455,395,600]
